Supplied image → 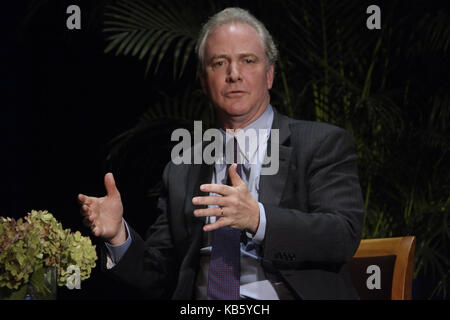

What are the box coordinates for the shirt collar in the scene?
[218,104,274,164]
[219,104,274,135]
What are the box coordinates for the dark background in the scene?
[1,0,161,299]
[1,1,449,299]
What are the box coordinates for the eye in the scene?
[245,58,255,64]
[213,61,225,67]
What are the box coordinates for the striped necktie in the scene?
[207,137,241,299]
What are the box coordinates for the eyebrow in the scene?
[208,54,228,63]
[208,53,260,63]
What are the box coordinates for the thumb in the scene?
[104,172,120,197]
[228,163,244,186]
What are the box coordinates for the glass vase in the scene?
[24,267,57,300]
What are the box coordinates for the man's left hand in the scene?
[193,163,260,233]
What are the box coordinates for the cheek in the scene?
[248,69,268,89]
[206,76,225,96]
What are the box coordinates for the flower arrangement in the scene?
[0,210,97,299]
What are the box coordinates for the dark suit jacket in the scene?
[102,108,365,300]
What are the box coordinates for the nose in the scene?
[226,61,241,83]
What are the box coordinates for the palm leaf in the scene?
[103,0,203,79]
[106,87,213,162]
[415,11,450,53]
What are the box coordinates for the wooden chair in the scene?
[349,236,416,300]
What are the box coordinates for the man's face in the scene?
[200,23,274,127]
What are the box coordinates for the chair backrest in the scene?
[348,236,416,300]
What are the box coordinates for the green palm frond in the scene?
[103,87,213,202]
[281,0,373,81]
[137,88,213,126]
[105,87,213,164]
[103,0,203,78]
[424,93,450,148]
[414,11,450,53]
[279,0,399,130]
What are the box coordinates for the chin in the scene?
[221,103,253,117]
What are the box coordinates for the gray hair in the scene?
[195,7,278,75]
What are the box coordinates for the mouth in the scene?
[224,90,247,97]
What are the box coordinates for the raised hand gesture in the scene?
[78,172,126,245]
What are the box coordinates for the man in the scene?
[78,7,365,300]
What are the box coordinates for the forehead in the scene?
[204,23,265,58]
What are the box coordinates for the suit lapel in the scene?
[258,109,293,206]
[182,109,293,231]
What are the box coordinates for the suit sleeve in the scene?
[262,127,365,267]
[100,163,178,299]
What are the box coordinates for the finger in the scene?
[80,204,90,217]
[192,195,227,207]
[194,207,223,217]
[88,213,96,222]
[104,172,120,198]
[200,184,232,195]
[77,194,84,204]
[203,218,229,232]
[92,225,101,237]
[228,163,244,186]
[78,194,93,205]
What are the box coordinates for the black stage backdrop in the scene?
[1,1,163,299]
[1,0,449,301]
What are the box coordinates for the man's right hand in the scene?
[78,172,126,245]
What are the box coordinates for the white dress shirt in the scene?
[105,105,278,299]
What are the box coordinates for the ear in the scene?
[266,64,274,90]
